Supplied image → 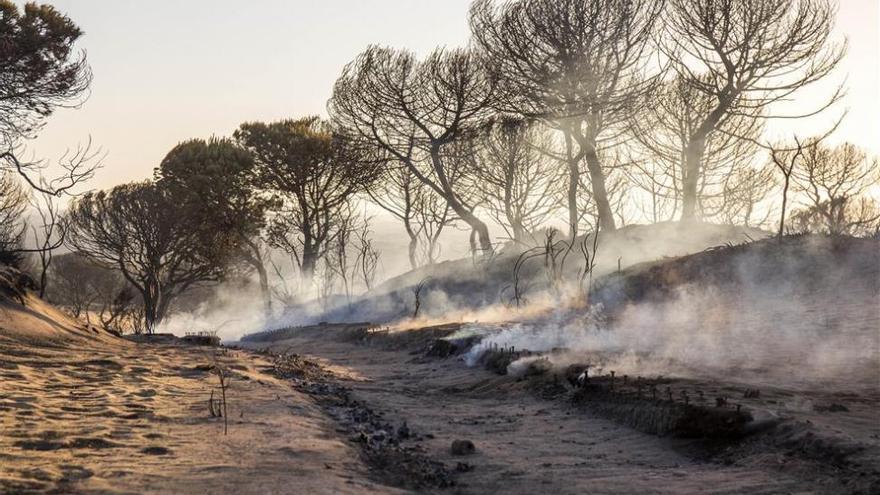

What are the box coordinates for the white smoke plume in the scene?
[459,236,880,390]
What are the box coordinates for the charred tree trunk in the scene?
[681,100,731,221]
[404,218,419,269]
[681,137,707,221]
[429,148,492,254]
[246,240,272,317]
[778,174,791,237]
[583,149,617,232]
[255,259,271,316]
[567,158,580,239]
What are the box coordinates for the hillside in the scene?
[263,221,769,330]
[467,233,879,389]
[0,267,120,349]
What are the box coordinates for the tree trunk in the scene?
[503,186,525,244]
[562,129,580,239]
[778,175,791,237]
[301,245,318,284]
[404,219,419,269]
[567,158,580,239]
[428,149,492,253]
[583,150,617,232]
[681,98,731,221]
[408,237,419,269]
[510,218,525,245]
[681,137,706,221]
[142,291,158,335]
[38,262,48,299]
[243,238,272,317]
[255,260,271,317]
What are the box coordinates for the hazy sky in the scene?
[27,0,879,193]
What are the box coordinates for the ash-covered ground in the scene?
[238,233,879,493]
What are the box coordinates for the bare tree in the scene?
[314,258,338,311]
[366,163,453,269]
[29,191,68,297]
[471,0,665,235]
[718,164,778,228]
[629,76,763,220]
[267,256,302,308]
[1,140,100,197]
[470,117,562,244]
[769,137,809,237]
[624,159,679,223]
[330,46,497,253]
[411,277,432,319]
[663,0,846,220]
[47,253,112,319]
[354,222,381,293]
[97,285,141,335]
[574,164,629,232]
[791,142,880,235]
[326,206,358,304]
[207,350,231,435]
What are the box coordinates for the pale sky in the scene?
[27,0,879,194]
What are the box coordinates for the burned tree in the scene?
[471,118,562,245]
[330,46,496,253]
[235,118,381,285]
[663,0,846,220]
[471,0,665,235]
[769,137,809,237]
[46,253,116,320]
[629,76,763,220]
[325,206,360,304]
[353,222,381,293]
[790,142,880,236]
[717,164,778,228]
[327,210,383,299]
[67,182,231,333]
[97,285,141,335]
[28,191,67,297]
[624,159,678,224]
[366,163,453,269]
[412,277,432,319]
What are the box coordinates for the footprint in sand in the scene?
[140,446,173,456]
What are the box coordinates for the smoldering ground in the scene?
[460,235,880,390]
[159,227,877,394]
[244,222,772,333]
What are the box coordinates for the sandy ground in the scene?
[0,329,401,494]
[241,325,880,494]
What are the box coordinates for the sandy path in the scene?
[249,331,824,495]
[0,340,401,494]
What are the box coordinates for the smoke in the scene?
[459,236,880,390]
[157,282,271,342]
[158,223,878,393]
